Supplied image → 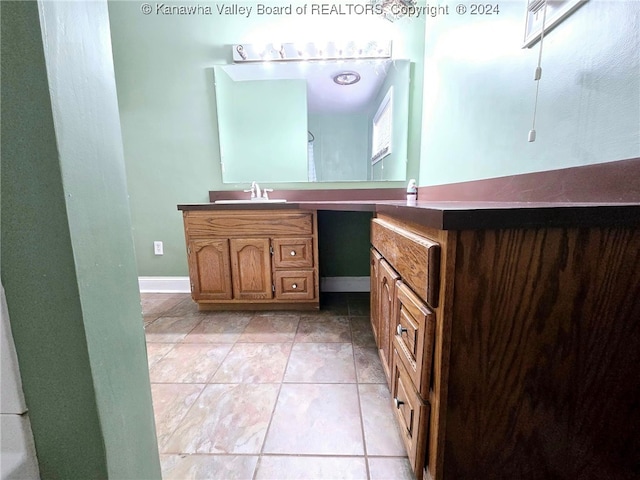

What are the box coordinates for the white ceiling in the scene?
[219,59,394,114]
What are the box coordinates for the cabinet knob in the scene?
[290,250,296,256]
[397,324,408,336]
[292,284,298,289]
[394,397,405,409]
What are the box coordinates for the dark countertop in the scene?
[177,200,640,230]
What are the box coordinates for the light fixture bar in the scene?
[232,41,392,63]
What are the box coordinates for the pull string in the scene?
[529,0,548,142]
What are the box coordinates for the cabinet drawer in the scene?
[184,210,313,237]
[274,270,315,300]
[392,349,430,476]
[394,281,436,398]
[272,238,313,268]
[371,218,440,307]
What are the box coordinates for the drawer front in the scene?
[394,281,436,398]
[392,349,430,475]
[184,210,313,237]
[272,237,313,268]
[371,218,440,307]
[274,270,315,300]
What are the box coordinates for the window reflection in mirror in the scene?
[213,59,411,183]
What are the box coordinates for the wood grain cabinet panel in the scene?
[370,248,382,345]
[371,222,440,480]
[185,210,313,237]
[377,259,400,384]
[371,218,440,307]
[182,209,319,310]
[187,238,232,300]
[272,237,313,268]
[374,215,640,480]
[273,270,314,300]
[392,349,430,477]
[394,281,436,399]
[230,238,272,300]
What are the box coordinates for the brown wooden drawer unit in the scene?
[371,216,441,480]
[394,281,436,398]
[273,270,315,300]
[272,237,313,268]
[392,349,430,476]
[371,218,440,307]
[183,209,318,309]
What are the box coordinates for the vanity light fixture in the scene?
[371,0,418,22]
[333,71,361,86]
[231,41,392,63]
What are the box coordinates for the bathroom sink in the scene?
[214,199,287,204]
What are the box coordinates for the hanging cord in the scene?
[529,0,548,142]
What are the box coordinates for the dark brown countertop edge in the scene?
[374,202,640,230]
[178,201,640,230]
[184,158,640,230]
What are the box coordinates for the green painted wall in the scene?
[318,212,373,277]
[1,1,161,478]
[419,0,640,186]
[108,1,425,277]
[309,112,370,181]
[216,74,308,182]
[371,60,411,181]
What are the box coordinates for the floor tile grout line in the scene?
[350,312,373,480]
[148,297,241,456]
[253,315,301,480]
[143,293,411,478]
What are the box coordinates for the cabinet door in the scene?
[378,259,400,384]
[188,238,232,300]
[229,238,273,300]
[370,248,382,344]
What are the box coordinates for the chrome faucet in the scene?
[244,181,261,199]
[251,181,262,199]
[244,181,274,200]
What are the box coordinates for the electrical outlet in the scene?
[154,241,163,256]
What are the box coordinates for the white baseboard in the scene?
[321,276,370,293]
[139,276,369,294]
[138,276,190,293]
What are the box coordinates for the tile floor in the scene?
[142,292,416,480]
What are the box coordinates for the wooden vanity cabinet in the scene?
[182,209,319,310]
[372,212,640,480]
[370,217,441,480]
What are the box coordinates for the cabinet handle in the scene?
[290,250,296,256]
[396,324,408,336]
[292,284,298,289]
[394,397,405,409]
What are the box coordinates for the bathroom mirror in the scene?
[214,59,410,183]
